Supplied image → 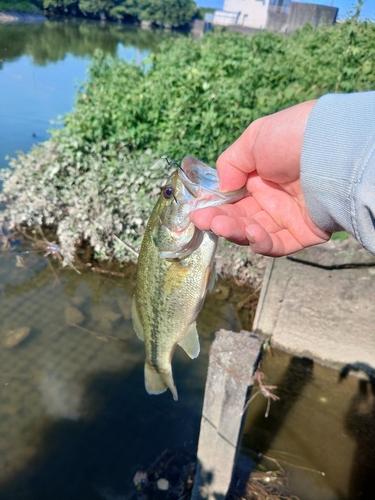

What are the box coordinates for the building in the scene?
[213,0,338,32]
[214,0,271,30]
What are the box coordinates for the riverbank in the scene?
[0,11,46,23]
[1,20,373,291]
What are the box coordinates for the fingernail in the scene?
[245,227,256,244]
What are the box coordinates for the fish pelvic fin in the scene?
[144,363,178,401]
[132,297,145,341]
[178,322,200,359]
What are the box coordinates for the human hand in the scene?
[191,101,331,257]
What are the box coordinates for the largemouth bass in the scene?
[132,156,245,400]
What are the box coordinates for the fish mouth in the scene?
[179,156,246,207]
[179,156,220,196]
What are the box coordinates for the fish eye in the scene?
[162,185,174,199]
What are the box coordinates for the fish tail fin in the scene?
[144,363,178,401]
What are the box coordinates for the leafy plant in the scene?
[331,231,349,242]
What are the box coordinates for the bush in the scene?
[1,20,375,263]
[56,21,375,165]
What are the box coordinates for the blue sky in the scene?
[195,0,375,20]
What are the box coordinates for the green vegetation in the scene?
[0,0,41,13]
[0,0,198,25]
[1,19,375,263]
[194,7,214,21]
[331,231,349,242]
[42,0,197,26]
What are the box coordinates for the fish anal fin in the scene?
[131,297,145,341]
[178,322,200,359]
[145,363,178,401]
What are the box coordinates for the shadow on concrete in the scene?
[191,462,225,500]
[343,364,375,500]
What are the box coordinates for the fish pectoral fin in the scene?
[178,322,200,359]
[145,363,178,401]
[131,297,145,341]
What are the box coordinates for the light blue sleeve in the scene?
[301,91,375,254]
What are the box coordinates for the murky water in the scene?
[241,349,375,500]
[3,233,373,500]
[0,233,255,499]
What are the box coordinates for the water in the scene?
[0,19,177,170]
[0,233,253,499]
[2,227,370,500]
[241,349,375,499]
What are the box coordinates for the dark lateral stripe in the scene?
[149,264,162,371]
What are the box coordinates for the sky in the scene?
[195,0,375,20]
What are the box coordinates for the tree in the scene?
[109,0,140,20]
[43,0,78,12]
[138,0,197,27]
[79,0,114,18]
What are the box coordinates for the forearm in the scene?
[301,91,375,254]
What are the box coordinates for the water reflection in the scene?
[0,19,178,66]
[0,234,253,499]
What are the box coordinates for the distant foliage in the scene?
[78,0,114,17]
[136,0,196,26]
[0,0,41,12]
[1,19,375,262]
[42,0,197,25]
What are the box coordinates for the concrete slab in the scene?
[253,235,375,370]
[191,330,263,500]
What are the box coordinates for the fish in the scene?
[132,156,246,400]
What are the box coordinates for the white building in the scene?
[213,0,294,30]
[214,0,271,30]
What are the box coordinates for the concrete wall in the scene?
[266,9,288,31]
[213,0,338,33]
[287,2,338,30]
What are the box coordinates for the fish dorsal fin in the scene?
[160,227,204,260]
[178,322,200,359]
[131,297,145,341]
